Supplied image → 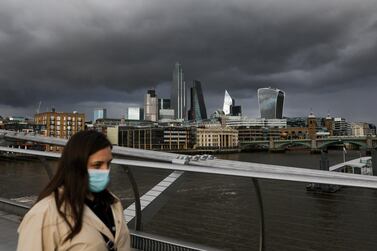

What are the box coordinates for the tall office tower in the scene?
[188,80,208,121]
[257,87,285,119]
[126,107,144,120]
[158,98,174,120]
[223,90,234,115]
[171,62,186,120]
[158,98,171,110]
[144,90,158,122]
[231,105,242,116]
[93,108,107,122]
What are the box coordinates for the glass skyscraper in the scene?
[158,98,171,110]
[188,80,207,121]
[223,90,233,115]
[126,107,144,120]
[93,108,107,122]
[171,62,186,120]
[257,87,285,119]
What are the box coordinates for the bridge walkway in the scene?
[0,210,20,251]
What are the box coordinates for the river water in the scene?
[1,150,377,251]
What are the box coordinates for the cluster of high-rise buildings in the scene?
[92,63,286,124]
[1,62,376,153]
[122,62,209,123]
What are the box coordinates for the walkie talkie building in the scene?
[257,87,285,119]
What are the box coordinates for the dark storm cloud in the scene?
[0,0,377,120]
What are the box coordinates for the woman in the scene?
[17,130,131,251]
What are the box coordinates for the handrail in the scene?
[2,146,377,189]
[0,197,29,216]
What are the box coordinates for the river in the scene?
[1,150,377,251]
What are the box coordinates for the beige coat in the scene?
[17,193,131,251]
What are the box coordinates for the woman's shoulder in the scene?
[20,194,57,226]
[30,194,56,214]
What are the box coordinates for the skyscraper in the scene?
[144,90,158,122]
[223,90,233,115]
[188,80,207,121]
[126,107,144,120]
[158,98,171,110]
[257,87,285,119]
[171,62,186,120]
[93,108,107,122]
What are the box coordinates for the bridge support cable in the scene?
[252,178,265,251]
[38,156,54,180]
[122,166,142,231]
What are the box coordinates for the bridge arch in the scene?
[319,140,367,149]
[240,142,269,150]
[276,141,312,149]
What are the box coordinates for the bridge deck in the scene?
[0,211,20,251]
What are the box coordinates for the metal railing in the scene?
[130,230,222,251]
[0,198,220,251]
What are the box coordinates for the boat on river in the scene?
[306,156,373,192]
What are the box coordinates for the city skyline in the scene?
[0,1,376,123]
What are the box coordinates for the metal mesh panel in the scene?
[131,234,204,251]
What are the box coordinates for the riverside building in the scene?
[34,109,85,139]
[195,127,238,149]
[117,126,193,151]
[225,117,287,128]
[34,109,85,151]
[351,122,376,136]
[333,117,351,136]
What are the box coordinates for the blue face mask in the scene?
[88,169,110,193]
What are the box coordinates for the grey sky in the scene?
[0,0,376,123]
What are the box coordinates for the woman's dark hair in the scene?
[37,130,114,242]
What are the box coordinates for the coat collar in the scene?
[83,200,123,243]
[56,187,123,243]
[83,204,115,241]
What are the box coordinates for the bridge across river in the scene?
[241,136,377,152]
[2,130,377,250]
